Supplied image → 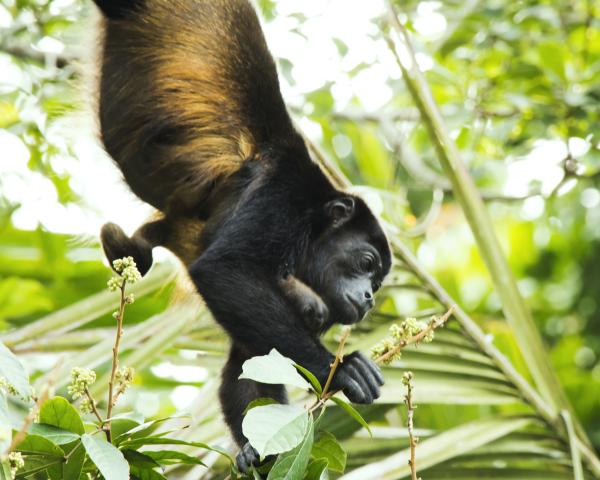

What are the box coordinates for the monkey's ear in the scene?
[325,197,355,227]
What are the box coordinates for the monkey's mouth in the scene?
[345,295,367,323]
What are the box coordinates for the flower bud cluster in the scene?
[8,451,24,479]
[371,316,436,365]
[67,367,96,401]
[116,366,134,390]
[402,371,414,386]
[107,257,142,292]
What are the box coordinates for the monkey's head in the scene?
[300,195,392,327]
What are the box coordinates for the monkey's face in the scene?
[301,196,391,326]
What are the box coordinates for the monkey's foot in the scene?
[236,442,260,474]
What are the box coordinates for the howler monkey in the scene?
[92,0,392,471]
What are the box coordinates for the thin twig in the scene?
[105,283,127,441]
[321,327,351,398]
[84,387,104,426]
[309,308,454,414]
[375,306,454,365]
[404,373,419,480]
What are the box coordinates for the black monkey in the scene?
[92,0,392,471]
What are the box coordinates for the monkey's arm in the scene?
[279,275,328,333]
[190,251,333,381]
[189,248,382,404]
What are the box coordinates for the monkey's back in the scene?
[97,0,295,212]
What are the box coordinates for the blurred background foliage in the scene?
[1,0,600,478]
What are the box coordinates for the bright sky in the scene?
[0,0,593,237]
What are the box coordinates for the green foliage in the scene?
[2,0,600,478]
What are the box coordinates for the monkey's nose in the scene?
[364,291,374,308]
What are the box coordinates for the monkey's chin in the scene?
[337,301,365,325]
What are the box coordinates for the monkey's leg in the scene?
[220,342,287,473]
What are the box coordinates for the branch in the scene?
[374,307,454,365]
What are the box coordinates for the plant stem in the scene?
[375,307,454,365]
[321,327,351,398]
[105,283,127,442]
[404,375,418,480]
[84,387,104,426]
[310,309,452,413]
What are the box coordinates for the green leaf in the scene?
[304,459,329,480]
[130,465,168,479]
[63,441,85,480]
[339,416,532,479]
[114,414,187,443]
[311,432,346,473]
[538,41,566,82]
[110,418,141,444]
[243,397,279,416]
[17,434,64,457]
[239,349,310,390]
[267,416,314,480]
[29,423,80,445]
[329,397,371,436]
[123,449,160,469]
[144,450,206,466]
[242,404,310,458]
[118,437,233,463]
[39,397,85,435]
[0,340,32,400]
[0,459,12,480]
[81,433,129,480]
[294,364,323,395]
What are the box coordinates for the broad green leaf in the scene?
[144,450,206,466]
[0,390,10,447]
[311,432,346,473]
[81,433,129,480]
[29,423,80,445]
[294,364,323,395]
[15,456,63,478]
[239,349,310,390]
[63,441,85,480]
[17,434,64,457]
[242,404,310,458]
[243,397,279,415]
[0,459,12,480]
[268,416,314,480]
[267,415,314,480]
[0,341,32,400]
[39,397,85,435]
[304,459,329,480]
[330,397,371,436]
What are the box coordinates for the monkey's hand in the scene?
[236,442,260,474]
[300,292,329,332]
[331,351,384,404]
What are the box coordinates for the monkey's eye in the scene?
[360,253,376,272]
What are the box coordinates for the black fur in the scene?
[92,0,392,472]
